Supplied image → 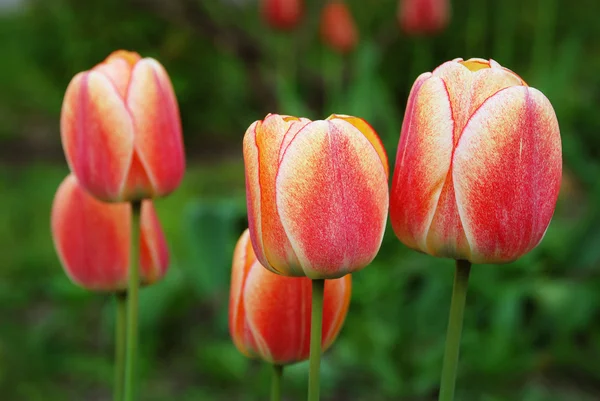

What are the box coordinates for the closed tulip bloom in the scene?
[320,2,359,53]
[398,0,449,35]
[61,50,185,202]
[244,114,389,279]
[261,0,303,30]
[390,58,562,264]
[229,229,351,365]
[51,175,169,291]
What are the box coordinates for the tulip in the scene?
[320,2,358,53]
[51,174,169,291]
[261,0,303,30]
[229,229,351,365]
[398,0,449,35]
[390,58,562,265]
[60,50,185,203]
[390,58,561,401]
[243,113,389,280]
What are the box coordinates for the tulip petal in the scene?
[243,263,310,364]
[139,201,170,284]
[93,51,140,98]
[276,120,389,279]
[433,61,523,144]
[453,86,562,263]
[228,229,258,358]
[327,114,389,177]
[243,121,267,271]
[390,75,454,253]
[51,175,131,290]
[60,72,135,201]
[126,58,185,199]
[322,275,352,349]
[243,115,309,276]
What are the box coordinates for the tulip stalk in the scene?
[438,260,471,401]
[271,364,283,401]
[114,291,128,401]
[308,279,325,401]
[124,201,142,401]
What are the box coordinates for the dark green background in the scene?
[1,0,599,400]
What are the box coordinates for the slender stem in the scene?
[308,279,325,401]
[123,201,142,401]
[114,291,128,401]
[271,364,284,401]
[438,260,471,401]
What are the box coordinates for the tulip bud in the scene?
[320,1,358,53]
[60,50,186,202]
[229,229,351,365]
[261,0,303,30]
[243,114,389,279]
[51,174,169,291]
[398,0,449,35]
[390,58,562,264]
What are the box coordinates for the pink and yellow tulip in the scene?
[60,50,185,202]
[51,174,169,291]
[229,229,351,365]
[390,58,562,264]
[243,114,389,279]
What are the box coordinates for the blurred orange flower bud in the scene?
[320,2,358,53]
[261,0,303,30]
[398,0,449,35]
[60,50,186,202]
[51,174,169,291]
[243,113,389,279]
[390,58,562,264]
[229,229,351,365]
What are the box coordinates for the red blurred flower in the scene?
[261,0,303,30]
[51,174,169,291]
[320,1,358,53]
[398,0,449,35]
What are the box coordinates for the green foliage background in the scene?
[1,0,600,400]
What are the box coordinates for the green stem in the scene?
[271,364,284,401]
[308,279,325,401]
[114,291,127,401]
[438,260,471,401]
[123,201,141,401]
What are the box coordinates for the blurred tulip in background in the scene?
[229,229,351,365]
[51,174,169,291]
[398,0,450,35]
[320,1,359,53]
[261,0,303,30]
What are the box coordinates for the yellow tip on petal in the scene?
[327,114,389,178]
[104,50,142,67]
[460,58,491,72]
